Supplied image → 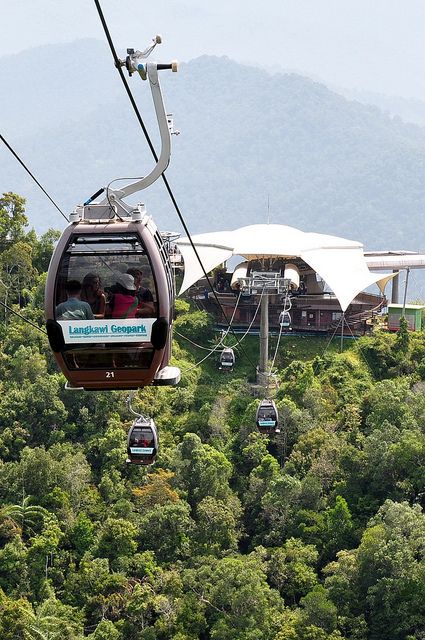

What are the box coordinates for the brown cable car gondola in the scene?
[256,398,279,435]
[127,416,158,465]
[45,42,181,390]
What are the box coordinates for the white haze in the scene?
[3,0,425,101]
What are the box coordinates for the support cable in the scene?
[174,290,243,352]
[174,330,217,351]
[268,292,292,376]
[1,136,125,277]
[0,300,47,334]
[228,286,265,349]
[179,291,243,371]
[1,134,68,223]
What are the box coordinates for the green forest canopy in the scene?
[0,193,424,639]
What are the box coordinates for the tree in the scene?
[183,552,284,640]
[255,473,303,546]
[94,518,138,569]
[267,538,319,604]
[243,454,281,541]
[395,316,410,355]
[0,591,35,640]
[132,469,180,512]
[280,360,315,404]
[0,537,29,595]
[0,376,68,446]
[174,300,214,343]
[29,229,61,274]
[322,496,354,562]
[194,496,242,554]
[6,345,47,386]
[2,495,48,539]
[356,331,399,380]
[363,378,415,432]
[0,445,91,512]
[28,595,84,640]
[87,620,120,640]
[26,513,63,598]
[138,501,194,563]
[67,513,95,557]
[324,500,425,640]
[0,193,28,247]
[0,241,36,319]
[299,586,338,634]
[172,433,233,507]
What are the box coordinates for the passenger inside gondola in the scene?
[106,274,139,319]
[81,273,106,318]
[126,268,156,317]
[56,280,94,320]
[54,233,161,372]
[129,427,154,449]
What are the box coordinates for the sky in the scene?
[2,0,425,101]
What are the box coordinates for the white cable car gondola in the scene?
[219,347,235,371]
[127,416,158,465]
[256,398,279,435]
[45,39,180,391]
[279,310,292,330]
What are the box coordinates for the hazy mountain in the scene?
[336,88,425,128]
[2,40,425,259]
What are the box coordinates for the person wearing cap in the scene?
[126,268,156,317]
[107,274,140,319]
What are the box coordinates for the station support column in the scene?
[258,293,269,384]
[391,270,399,304]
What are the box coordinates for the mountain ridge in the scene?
[1,41,425,258]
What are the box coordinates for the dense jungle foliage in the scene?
[0,193,424,639]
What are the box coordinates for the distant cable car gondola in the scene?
[256,398,279,435]
[219,347,235,371]
[45,42,180,390]
[279,310,292,330]
[127,416,158,465]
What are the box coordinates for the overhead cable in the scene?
[1,134,68,223]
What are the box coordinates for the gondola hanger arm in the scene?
[99,36,178,206]
[126,392,152,422]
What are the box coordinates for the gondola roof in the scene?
[176,223,395,312]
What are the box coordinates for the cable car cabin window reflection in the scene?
[54,233,157,370]
[222,353,234,362]
[129,426,155,450]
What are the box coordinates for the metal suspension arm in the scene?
[99,39,178,206]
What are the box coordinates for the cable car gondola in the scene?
[127,416,158,465]
[256,398,279,435]
[219,347,235,371]
[45,43,181,391]
[279,310,292,330]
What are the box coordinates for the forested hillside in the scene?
[2,40,425,253]
[0,192,424,639]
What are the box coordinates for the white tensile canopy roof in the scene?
[176,224,395,312]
